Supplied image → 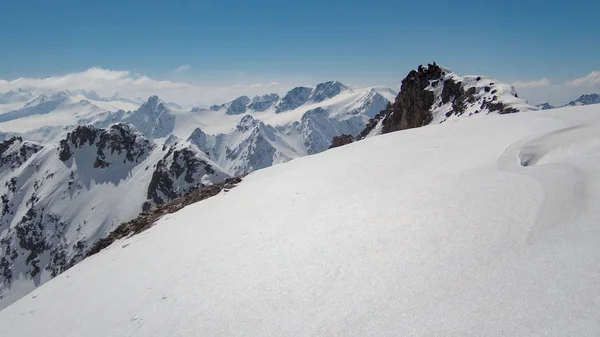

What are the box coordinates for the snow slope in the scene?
[2,104,599,335]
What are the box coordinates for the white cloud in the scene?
[174,64,191,73]
[511,78,551,88]
[0,67,288,107]
[566,71,600,87]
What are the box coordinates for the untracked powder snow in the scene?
[1,104,599,336]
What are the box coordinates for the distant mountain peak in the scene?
[567,93,600,106]
[248,93,280,112]
[275,86,312,113]
[309,81,349,103]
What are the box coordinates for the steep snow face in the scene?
[211,115,296,176]
[0,123,228,310]
[122,96,175,138]
[2,105,600,336]
[274,86,313,113]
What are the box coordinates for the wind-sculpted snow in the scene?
[2,105,600,335]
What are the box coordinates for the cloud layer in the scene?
[566,71,600,87]
[0,67,288,107]
[511,71,600,105]
[1,67,599,107]
[511,78,551,88]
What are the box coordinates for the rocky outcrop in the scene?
[362,63,533,136]
[147,144,228,205]
[380,64,442,133]
[332,63,535,149]
[329,134,354,149]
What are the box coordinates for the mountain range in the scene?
[0,64,536,309]
[2,77,599,335]
[536,93,600,110]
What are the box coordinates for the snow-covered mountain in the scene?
[2,103,600,335]
[0,124,228,309]
[536,93,600,110]
[0,67,537,308]
[536,102,555,110]
[565,93,600,106]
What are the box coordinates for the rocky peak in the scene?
[236,115,259,132]
[379,63,442,133]
[164,134,180,146]
[369,63,533,135]
[275,86,312,113]
[123,96,175,138]
[58,123,154,167]
[0,136,43,171]
[248,93,280,111]
[139,96,166,114]
[187,128,210,153]
[309,81,349,103]
[147,143,229,205]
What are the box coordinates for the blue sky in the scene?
[1,0,599,104]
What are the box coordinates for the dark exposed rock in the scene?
[380,63,442,134]
[88,177,242,257]
[0,137,43,169]
[329,134,355,149]
[58,123,154,166]
[147,146,223,205]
